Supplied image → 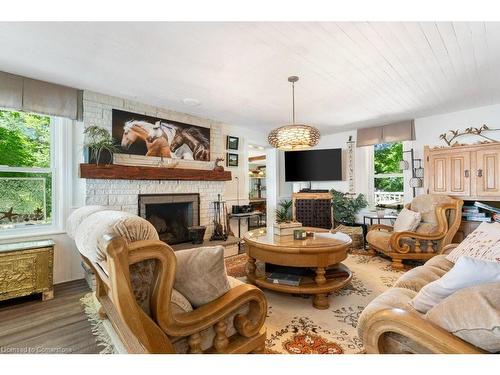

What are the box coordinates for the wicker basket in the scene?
[332,224,364,250]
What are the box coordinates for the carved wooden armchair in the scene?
[366,195,463,269]
[84,234,267,354]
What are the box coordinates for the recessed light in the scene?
[182,98,201,107]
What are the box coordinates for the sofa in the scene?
[67,206,267,354]
[358,244,499,354]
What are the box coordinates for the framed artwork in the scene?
[226,153,239,167]
[112,109,211,161]
[226,135,239,150]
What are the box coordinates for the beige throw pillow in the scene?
[411,256,500,313]
[426,282,500,352]
[174,246,231,308]
[393,207,421,232]
[446,222,500,263]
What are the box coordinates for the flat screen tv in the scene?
[285,148,342,182]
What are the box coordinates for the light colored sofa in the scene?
[67,206,267,354]
[358,244,499,354]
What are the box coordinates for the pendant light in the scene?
[268,76,320,150]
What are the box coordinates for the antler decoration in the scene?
[439,124,499,146]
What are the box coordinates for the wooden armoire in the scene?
[424,142,500,242]
[424,143,500,200]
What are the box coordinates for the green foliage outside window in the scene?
[374,143,404,192]
[0,110,52,225]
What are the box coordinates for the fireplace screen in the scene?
[138,193,200,245]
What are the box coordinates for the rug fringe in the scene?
[80,293,116,354]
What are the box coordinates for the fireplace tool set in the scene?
[210,194,229,241]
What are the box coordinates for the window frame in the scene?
[0,110,72,240]
[369,141,406,205]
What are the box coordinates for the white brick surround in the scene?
[82,91,229,239]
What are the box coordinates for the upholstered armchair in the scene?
[366,195,463,269]
[67,207,267,354]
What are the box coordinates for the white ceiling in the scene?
[1,22,500,134]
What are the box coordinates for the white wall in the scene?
[277,102,500,205]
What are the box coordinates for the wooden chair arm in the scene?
[369,224,393,232]
[390,230,446,254]
[363,308,484,354]
[440,243,459,255]
[159,283,267,338]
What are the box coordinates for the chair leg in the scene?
[251,344,266,354]
[391,259,404,270]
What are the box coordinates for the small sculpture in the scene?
[213,157,225,172]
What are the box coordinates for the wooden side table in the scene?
[0,239,54,302]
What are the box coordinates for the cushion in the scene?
[394,255,453,292]
[446,222,500,263]
[66,205,107,239]
[74,210,159,263]
[411,256,500,313]
[170,289,194,315]
[426,282,500,352]
[366,230,392,250]
[393,207,421,232]
[174,246,231,308]
[410,194,455,226]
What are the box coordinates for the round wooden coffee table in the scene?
[244,226,352,310]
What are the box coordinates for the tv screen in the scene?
[285,148,342,182]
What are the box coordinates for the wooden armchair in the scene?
[84,234,267,354]
[366,195,463,269]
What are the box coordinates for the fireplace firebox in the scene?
[138,193,200,245]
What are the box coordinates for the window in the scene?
[0,109,55,232]
[373,142,404,205]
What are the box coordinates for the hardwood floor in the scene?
[0,279,101,354]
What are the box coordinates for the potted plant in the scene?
[83,125,119,165]
[330,189,368,226]
[273,200,302,235]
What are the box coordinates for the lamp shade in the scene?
[268,124,320,150]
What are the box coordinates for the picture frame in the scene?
[226,152,239,167]
[226,135,239,150]
[112,109,211,161]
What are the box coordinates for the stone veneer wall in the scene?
[82,91,228,239]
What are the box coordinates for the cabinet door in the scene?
[448,152,471,196]
[475,149,500,197]
[428,153,449,194]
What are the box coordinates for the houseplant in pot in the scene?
[83,125,119,165]
[273,200,302,236]
[330,189,368,227]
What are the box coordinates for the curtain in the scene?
[356,120,415,147]
[0,71,83,120]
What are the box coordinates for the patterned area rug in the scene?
[225,251,409,354]
[81,252,412,354]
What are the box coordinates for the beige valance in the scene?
[0,71,83,120]
[356,120,415,147]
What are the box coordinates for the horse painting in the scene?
[121,120,172,158]
[170,127,210,161]
[112,109,211,161]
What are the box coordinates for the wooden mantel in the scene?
[79,163,232,181]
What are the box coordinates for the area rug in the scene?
[81,252,411,354]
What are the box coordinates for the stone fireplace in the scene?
[138,193,200,245]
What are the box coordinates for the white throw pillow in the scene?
[446,222,500,263]
[411,256,500,313]
[393,207,421,232]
